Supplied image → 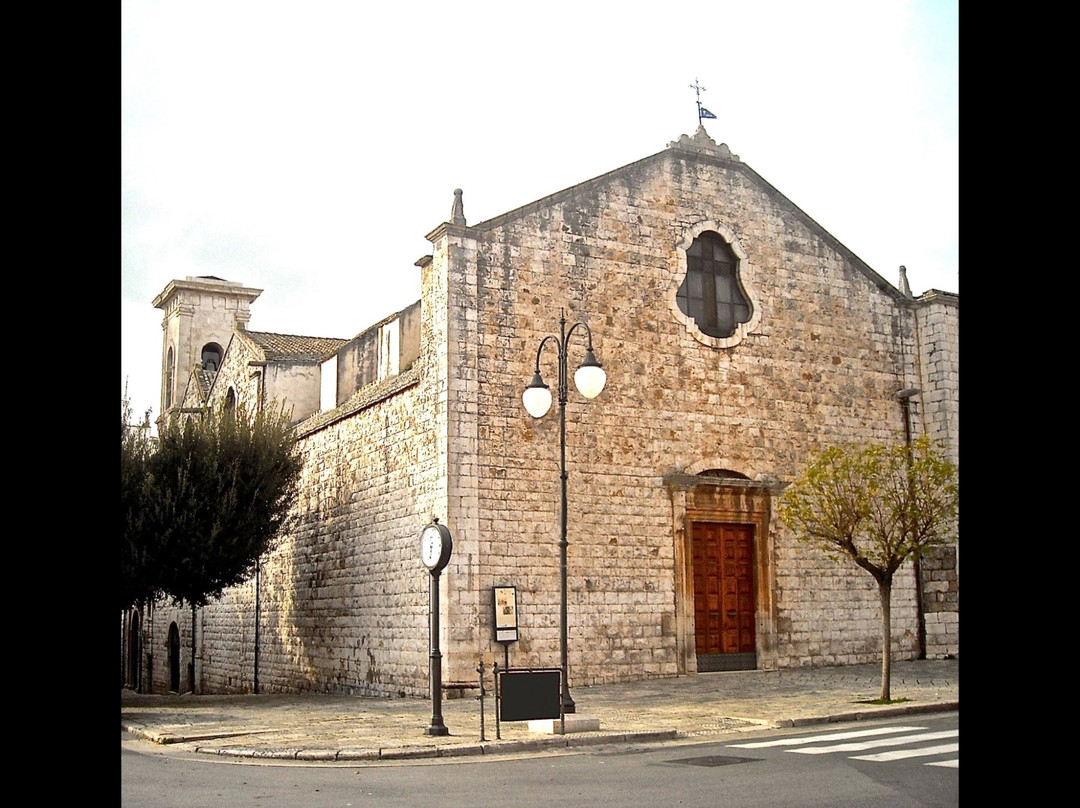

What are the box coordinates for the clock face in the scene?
[421,525,444,569]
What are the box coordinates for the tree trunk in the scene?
[878,580,892,701]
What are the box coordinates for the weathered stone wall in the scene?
[436,145,931,688]
[920,545,958,659]
[398,300,422,373]
[333,325,380,405]
[130,136,957,696]
[329,301,422,407]
[914,293,959,461]
[913,293,959,660]
[145,366,440,696]
[206,331,263,411]
[197,581,256,693]
[773,539,919,667]
[261,361,323,424]
[257,375,435,696]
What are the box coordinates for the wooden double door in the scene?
[692,522,756,670]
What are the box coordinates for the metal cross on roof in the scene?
[689,78,718,126]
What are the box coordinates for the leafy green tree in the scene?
[150,401,304,608]
[123,398,303,693]
[121,393,160,609]
[776,437,958,701]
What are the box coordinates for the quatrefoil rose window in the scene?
[670,222,760,348]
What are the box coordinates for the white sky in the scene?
[121,0,958,425]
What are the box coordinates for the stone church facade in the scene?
[122,127,958,697]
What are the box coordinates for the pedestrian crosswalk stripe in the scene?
[851,742,959,762]
[728,726,928,748]
[727,726,959,768]
[790,729,957,754]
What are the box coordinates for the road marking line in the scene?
[791,730,958,754]
[851,742,959,761]
[728,726,928,748]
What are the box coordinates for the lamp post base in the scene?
[562,690,576,714]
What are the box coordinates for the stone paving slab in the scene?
[121,658,958,761]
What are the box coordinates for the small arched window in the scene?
[676,231,751,339]
[165,347,175,409]
[201,342,224,373]
[225,387,237,415]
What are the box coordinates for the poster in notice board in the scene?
[493,585,518,643]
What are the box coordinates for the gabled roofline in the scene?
[466,149,668,234]
[434,129,916,304]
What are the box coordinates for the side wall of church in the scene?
[914,295,959,462]
[913,295,959,660]
[143,367,447,696]
[233,377,434,696]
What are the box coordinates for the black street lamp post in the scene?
[522,309,606,715]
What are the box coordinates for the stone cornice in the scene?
[662,472,786,496]
[152,276,263,311]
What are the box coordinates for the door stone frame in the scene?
[665,473,781,674]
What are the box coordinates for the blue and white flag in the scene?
[699,107,717,120]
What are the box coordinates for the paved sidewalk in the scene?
[121,658,958,763]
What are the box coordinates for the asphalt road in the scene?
[122,713,958,808]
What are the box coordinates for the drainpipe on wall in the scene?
[146,601,154,695]
[249,366,265,696]
[254,559,261,694]
[190,603,198,694]
[121,609,128,688]
[897,386,925,659]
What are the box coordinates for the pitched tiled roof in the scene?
[194,368,215,398]
[240,331,348,361]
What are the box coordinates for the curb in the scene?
[780,701,960,727]
[196,729,682,761]
[124,701,958,762]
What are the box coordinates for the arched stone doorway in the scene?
[666,470,781,674]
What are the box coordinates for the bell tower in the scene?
[152,276,262,430]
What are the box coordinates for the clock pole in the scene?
[426,564,449,735]
[422,519,452,736]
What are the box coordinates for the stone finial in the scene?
[899,265,913,298]
[667,126,739,161]
[450,188,466,226]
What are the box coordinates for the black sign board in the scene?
[498,669,561,721]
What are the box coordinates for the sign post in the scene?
[492,585,518,669]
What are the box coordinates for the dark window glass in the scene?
[676,232,751,338]
[201,342,224,373]
[165,348,174,408]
